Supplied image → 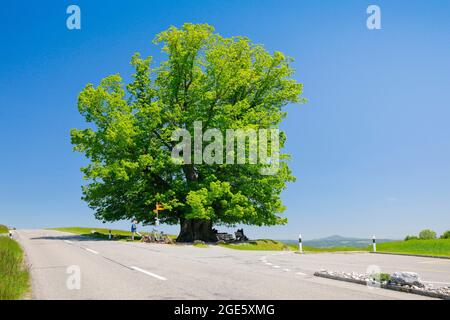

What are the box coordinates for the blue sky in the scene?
[1,0,449,240]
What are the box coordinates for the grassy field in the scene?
[50,227,177,241]
[376,239,450,257]
[219,240,364,252]
[0,237,30,300]
[49,230,364,252]
[0,224,9,234]
[218,238,450,256]
[58,227,450,256]
[219,239,291,251]
[296,245,367,253]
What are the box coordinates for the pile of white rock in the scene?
[316,270,450,298]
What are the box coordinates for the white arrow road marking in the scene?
[85,248,99,254]
[130,266,167,281]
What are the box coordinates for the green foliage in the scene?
[369,272,391,283]
[404,235,419,241]
[71,23,304,229]
[0,237,29,300]
[440,230,450,239]
[377,239,450,257]
[0,225,8,234]
[418,229,437,240]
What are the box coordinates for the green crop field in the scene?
[376,239,450,257]
[0,237,30,300]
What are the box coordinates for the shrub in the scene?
[369,272,391,283]
[404,235,419,241]
[440,230,450,239]
[418,229,437,240]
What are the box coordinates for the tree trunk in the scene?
[177,218,217,242]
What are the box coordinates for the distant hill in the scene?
[280,235,395,248]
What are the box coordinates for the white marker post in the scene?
[9,231,12,239]
[298,234,303,254]
[108,229,112,240]
[372,235,376,252]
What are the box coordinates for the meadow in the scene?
[376,239,450,257]
[0,237,29,300]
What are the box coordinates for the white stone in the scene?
[390,272,424,287]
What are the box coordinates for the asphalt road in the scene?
[15,229,450,300]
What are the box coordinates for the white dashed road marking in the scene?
[296,272,307,276]
[64,240,73,244]
[130,266,167,281]
[85,248,99,255]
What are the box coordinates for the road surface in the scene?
[15,229,450,300]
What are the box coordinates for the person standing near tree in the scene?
[131,220,137,241]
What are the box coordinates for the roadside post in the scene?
[108,229,112,240]
[153,203,164,227]
[298,234,303,254]
[9,230,12,239]
[372,235,376,252]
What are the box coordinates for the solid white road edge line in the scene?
[130,266,167,281]
[85,248,99,254]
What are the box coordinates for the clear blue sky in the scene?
[1,0,449,240]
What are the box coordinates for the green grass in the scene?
[49,227,176,242]
[219,240,292,251]
[219,238,450,256]
[376,239,450,257]
[0,224,9,234]
[218,239,364,252]
[193,243,209,248]
[0,237,30,300]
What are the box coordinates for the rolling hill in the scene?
[281,235,395,248]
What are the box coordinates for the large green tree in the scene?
[71,24,304,242]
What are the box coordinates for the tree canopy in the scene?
[71,23,304,241]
